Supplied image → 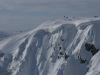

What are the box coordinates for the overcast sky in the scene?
[0,0,100,31]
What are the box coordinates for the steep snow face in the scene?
[0,18,100,75]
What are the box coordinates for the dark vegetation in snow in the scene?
[77,43,99,65]
[59,52,63,55]
[64,53,69,59]
[53,34,99,67]
[52,36,69,60]
[85,43,99,55]
[78,54,87,64]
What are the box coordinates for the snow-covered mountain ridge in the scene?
[0,17,100,75]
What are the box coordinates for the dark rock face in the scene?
[78,55,87,64]
[85,43,99,55]
[64,54,69,59]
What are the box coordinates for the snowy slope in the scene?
[0,31,12,41]
[0,17,100,75]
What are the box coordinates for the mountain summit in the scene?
[0,17,100,75]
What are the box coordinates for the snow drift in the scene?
[0,17,100,75]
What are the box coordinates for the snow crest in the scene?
[0,18,100,75]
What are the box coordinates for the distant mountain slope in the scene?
[0,17,100,75]
[0,30,12,41]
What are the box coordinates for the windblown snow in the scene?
[0,17,100,75]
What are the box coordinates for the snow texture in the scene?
[0,30,13,41]
[0,17,100,75]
